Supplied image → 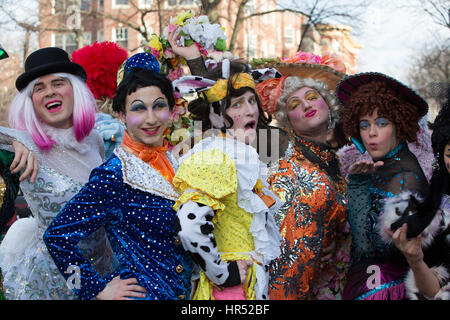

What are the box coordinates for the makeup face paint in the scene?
[31,74,75,129]
[119,86,171,147]
[286,86,329,139]
[224,90,259,145]
[359,108,398,160]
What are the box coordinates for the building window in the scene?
[114,27,128,49]
[245,0,256,15]
[269,44,275,57]
[260,39,267,58]
[83,32,92,46]
[53,0,67,13]
[247,34,257,59]
[167,0,196,6]
[284,27,294,47]
[97,30,104,42]
[114,0,129,6]
[81,0,90,11]
[139,0,153,8]
[54,33,77,55]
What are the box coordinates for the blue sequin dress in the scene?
[342,143,428,300]
[44,146,193,300]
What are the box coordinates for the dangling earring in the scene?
[286,127,297,143]
[327,109,333,130]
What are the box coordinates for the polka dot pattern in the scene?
[44,155,193,300]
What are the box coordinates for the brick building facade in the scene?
[37,0,361,73]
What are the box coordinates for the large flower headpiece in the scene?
[255,52,346,115]
[144,10,230,83]
[72,41,128,100]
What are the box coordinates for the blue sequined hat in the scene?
[117,52,160,85]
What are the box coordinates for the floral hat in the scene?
[144,10,230,82]
[255,52,346,115]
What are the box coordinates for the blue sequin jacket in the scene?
[44,147,193,300]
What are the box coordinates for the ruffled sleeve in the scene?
[172,149,242,288]
[173,148,237,212]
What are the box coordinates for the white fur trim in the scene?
[420,211,443,249]
[434,282,450,300]
[405,265,450,300]
[378,191,418,244]
[379,191,442,248]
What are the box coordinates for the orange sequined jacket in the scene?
[268,138,350,300]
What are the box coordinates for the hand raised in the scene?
[167,26,201,60]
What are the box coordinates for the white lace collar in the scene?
[114,146,180,201]
[43,125,91,154]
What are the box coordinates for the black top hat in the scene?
[336,72,428,117]
[15,47,87,91]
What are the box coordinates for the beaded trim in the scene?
[295,135,334,164]
[356,279,404,300]
[115,147,180,201]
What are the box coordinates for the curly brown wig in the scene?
[341,80,422,142]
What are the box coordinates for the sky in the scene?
[354,0,449,85]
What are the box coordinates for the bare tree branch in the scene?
[422,0,450,29]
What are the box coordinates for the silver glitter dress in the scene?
[0,126,113,300]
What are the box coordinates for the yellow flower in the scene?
[170,128,190,145]
[253,179,265,195]
[176,10,194,26]
[149,34,163,52]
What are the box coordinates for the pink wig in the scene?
[8,72,97,151]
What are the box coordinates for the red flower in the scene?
[72,41,128,99]
[320,53,347,74]
[256,77,286,114]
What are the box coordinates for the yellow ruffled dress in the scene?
[173,135,281,300]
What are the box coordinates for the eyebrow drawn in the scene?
[153,97,166,103]
[131,99,145,105]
